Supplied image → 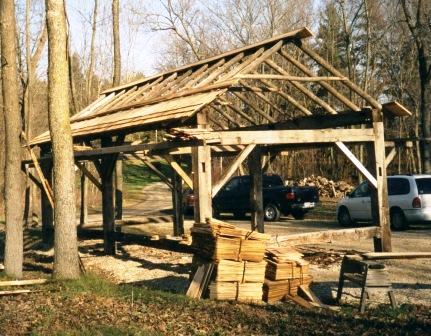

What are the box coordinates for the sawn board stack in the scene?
[263,247,313,303]
[190,218,270,302]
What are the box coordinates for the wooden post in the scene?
[192,144,212,223]
[370,110,392,252]
[40,148,53,245]
[98,137,117,255]
[114,158,123,220]
[248,146,264,232]
[79,164,88,227]
[192,111,212,223]
[172,170,184,236]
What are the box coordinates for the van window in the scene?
[415,178,431,195]
[388,178,410,195]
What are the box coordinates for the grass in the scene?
[123,161,173,196]
[0,272,430,335]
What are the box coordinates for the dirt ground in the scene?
[76,182,431,309]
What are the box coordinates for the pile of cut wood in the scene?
[187,218,270,302]
[263,247,313,304]
[292,175,354,198]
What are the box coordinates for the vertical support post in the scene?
[114,157,123,220]
[172,170,184,236]
[40,148,53,245]
[192,110,212,223]
[192,144,212,223]
[99,137,116,255]
[79,163,88,227]
[370,109,391,252]
[248,146,264,232]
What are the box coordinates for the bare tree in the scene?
[86,0,98,104]
[112,0,121,85]
[1,0,25,279]
[401,0,431,173]
[45,0,79,279]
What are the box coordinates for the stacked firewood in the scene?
[291,175,354,198]
[189,218,270,302]
[263,247,313,304]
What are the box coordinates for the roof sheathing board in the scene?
[30,90,225,145]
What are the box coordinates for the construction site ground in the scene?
[76,182,431,308]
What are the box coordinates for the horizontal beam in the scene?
[269,226,380,246]
[215,128,376,146]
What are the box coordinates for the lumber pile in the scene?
[188,218,270,302]
[290,175,354,198]
[263,247,313,304]
[191,218,269,262]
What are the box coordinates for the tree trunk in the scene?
[45,0,79,279]
[112,0,121,86]
[0,0,25,279]
[86,0,98,104]
[420,80,431,173]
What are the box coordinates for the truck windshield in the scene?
[415,178,431,195]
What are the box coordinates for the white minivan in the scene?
[337,175,431,230]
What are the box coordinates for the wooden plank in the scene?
[103,27,313,94]
[382,101,412,117]
[164,154,193,190]
[385,147,397,168]
[269,227,380,246]
[280,50,360,112]
[284,294,314,309]
[132,153,173,190]
[335,142,377,188]
[198,53,243,86]
[265,59,338,115]
[298,43,381,110]
[239,41,284,75]
[257,77,313,116]
[236,74,347,81]
[232,92,276,123]
[216,128,376,146]
[22,133,54,207]
[362,252,431,260]
[212,144,256,197]
[76,162,102,191]
[0,279,48,287]
[372,112,391,252]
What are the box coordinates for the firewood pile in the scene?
[263,247,313,304]
[187,218,270,302]
[290,175,354,198]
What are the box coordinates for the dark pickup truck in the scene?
[185,174,319,221]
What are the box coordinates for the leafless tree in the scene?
[45,0,79,279]
[1,0,25,279]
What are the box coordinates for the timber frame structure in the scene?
[27,27,411,255]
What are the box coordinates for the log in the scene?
[270,227,380,246]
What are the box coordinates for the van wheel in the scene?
[264,204,280,222]
[338,207,353,227]
[390,210,408,231]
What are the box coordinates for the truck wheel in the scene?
[390,209,408,231]
[338,207,353,227]
[291,210,306,220]
[264,203,280,222]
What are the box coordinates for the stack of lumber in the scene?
[191,218,269,262]
[263,247,313,303]
[188,218,270,302]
